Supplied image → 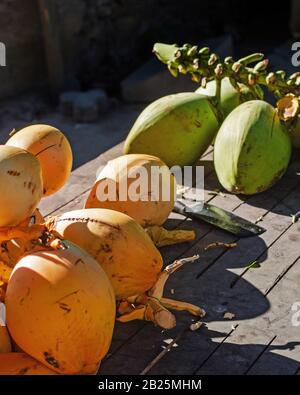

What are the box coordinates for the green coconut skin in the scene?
[124,92,219,167]
[214,100,292,195]
[196,77,255,118]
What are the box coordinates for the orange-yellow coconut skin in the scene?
[7,124,73,196]
[49,208,163,299]
[85,154,176,227]
[5,241,115,374]
[0,145,43,227]
[0,353,57,375]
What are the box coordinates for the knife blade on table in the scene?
[173,200,266,237]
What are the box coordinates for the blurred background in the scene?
[0,0,299,167]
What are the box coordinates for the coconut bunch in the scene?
[0,125,114,374]
[124,42,300,195]
[0,124,73,298]
[0,124,204,375]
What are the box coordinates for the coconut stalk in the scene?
[117,255,205,329]
[153,43,300,101]
[154,42,300,142]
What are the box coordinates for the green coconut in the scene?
[214,100,292,195]
[196,77,255,118]
[124,92,220,167]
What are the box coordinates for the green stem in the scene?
[215,78,222,105]
[214,78,224,122]
[153,43,300,104]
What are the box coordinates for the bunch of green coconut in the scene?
[124,42,300,195]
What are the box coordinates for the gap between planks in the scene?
[101,159,300,374]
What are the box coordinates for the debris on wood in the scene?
[162,338,178,350]
[176,185,190,195]
[291,211,300,224]
[208,190,226,198]
[246,259,260,269]
[170,288,175,295]
[223,312,235,320]
[141,327,188,375]
[204,242,237,251]
[190,321,203,331]
[255,215,263,223]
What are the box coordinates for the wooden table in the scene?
[40,142,300,375]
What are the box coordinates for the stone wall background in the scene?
[0,0,292,99]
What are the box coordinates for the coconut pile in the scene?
[1,43,300,375]
[0,125,203,375]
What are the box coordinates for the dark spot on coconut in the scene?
[246,145,252,154]
[28,182,32,189]
[102,243,112,253]
[55,289,81,303]
[74,258,84,265]
[19,287,31,305]
[18,367,29,375]
[85,310,88,314]
[43,188,47,194]
[58,136,63,147]
[58,302,71,313]
[44,352,60,369]
[194,120,202,128]
[7,170,20,176]
[164,106,173,114]
[35,144,56,157]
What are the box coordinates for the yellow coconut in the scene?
[0,145,43,227]
[7,124,73,196]
[47,209,204,329]
[0,353,57,375]
[6,240,116,374]
[85,154,176,227]
[47,208,163,299]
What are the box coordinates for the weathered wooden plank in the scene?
[246,259,300,375]
[183,190,300,374]
[101,175,300,375]
[199,257,300,375]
